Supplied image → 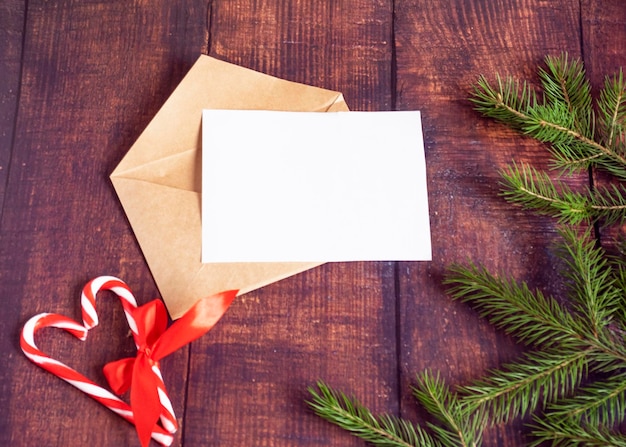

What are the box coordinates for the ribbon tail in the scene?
[131,356,163,447]
[103,357,135,395]
[152,290,238,360]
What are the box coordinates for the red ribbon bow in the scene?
[103,290,237,447]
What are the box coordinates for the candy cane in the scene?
[81,276,139,337]
[81,276,178,433]
[20,313,173,446]
[20,277,178,445]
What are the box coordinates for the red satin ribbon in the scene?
[103,290,237,447]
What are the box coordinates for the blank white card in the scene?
[201,110,431,263]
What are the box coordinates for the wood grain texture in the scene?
[394,1,584,445]
[208,0,394,111]
[0,0,25,213]
[184,1,397,445]
[0,1,26,438]
[2,1,624,446]
[0,1,207,445]
[185,263,398,446]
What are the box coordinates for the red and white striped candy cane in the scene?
[81,276,139,336]
[20,313,173,446]
[20,276,177,445]
[81,276,178,433]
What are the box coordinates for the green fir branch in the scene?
[307,381,439,447]
[589,183,626,226]
[460,349,590,424]
[445,261,583,348]
[530,414,626,447]
[471,74,537,131]
[471,54,626,176]
[471,73,602,158]
[545,373,626,427]
[538,54,594,138]
[499,162,591,224]
[499,163,626,225]
[557,227,621,334]
[598,69,626,149]
[412,372,486,447]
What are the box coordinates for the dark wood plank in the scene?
[183,1,396,445]
[0,0,25,213]
[0,0,26,438]
[394,1,583,445]
[582,0,626,84]
[0,1,207,445]
[208,0,393,112]
[186,263,398,446]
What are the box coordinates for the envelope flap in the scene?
[112,148,200,192]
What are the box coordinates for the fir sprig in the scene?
[598,69,626,150]
[412,372,486,447]
[445,256,582,348]
[472,53,626,185]
[529,415,626,447]
[545,373,626,427]
[307,54,626,446]
[308,373,485,447]
[307,380,442,447]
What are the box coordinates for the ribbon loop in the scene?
[103,289,238,447]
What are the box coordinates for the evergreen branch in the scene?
[539,54,593,137]
[500,163,626,225]
[556,227,621,333]
[598,69,626,149]
[589,183,626,226]
[593,155,626,181]
[307,381,439,447]
[546,373,626,427]
[460,349,590,424]
[471,74,536,131]
[471,67,626,170]
[445,261,583,347]
[499,162,592,224]
[548,140,601,173]
[412,372,486,447]
[530,414,626,447]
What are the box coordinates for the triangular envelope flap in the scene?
[112,176,320,319]
[113,149,200,193]
[112,55,348,176]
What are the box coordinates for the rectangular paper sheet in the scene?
[201,110,431,263]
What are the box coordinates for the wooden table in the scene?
[1,1,624,445]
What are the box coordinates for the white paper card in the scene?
[201,110,431,262]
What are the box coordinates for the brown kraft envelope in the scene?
[111,55,349,319]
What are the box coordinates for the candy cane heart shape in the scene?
[102,289,238,447]
[20,312,174,446]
